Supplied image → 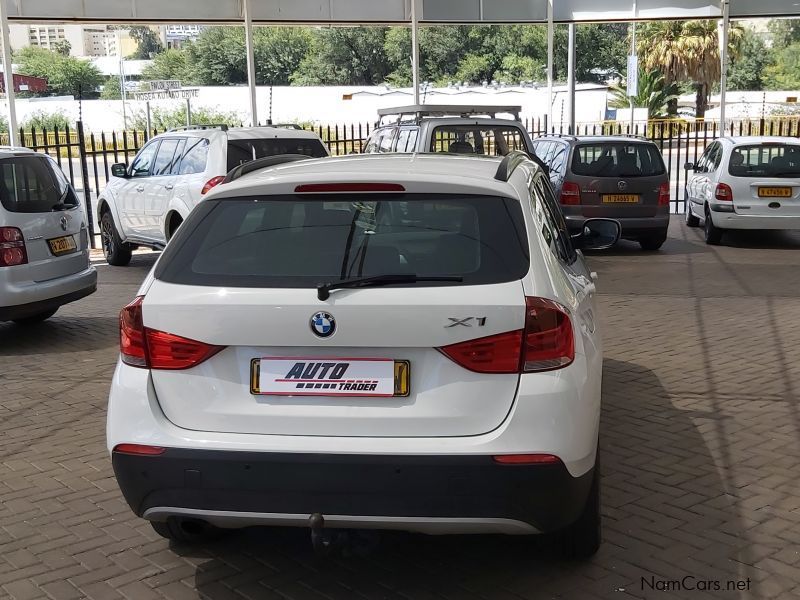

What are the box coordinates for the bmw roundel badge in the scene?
[310,311,336,338]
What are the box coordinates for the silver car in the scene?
[0,148,96,324]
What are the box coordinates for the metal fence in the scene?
[2,115,799,247]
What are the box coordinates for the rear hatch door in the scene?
[1,155,88,282]
[146,191,530,438]
[569,141,666,218]
[728,143,800,216]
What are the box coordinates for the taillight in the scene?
[715,183,733,201]
[120,296,147,367]
[439,330,523,374]
[438,297,574,374]
[201,176,226,195]
[119,296,223,369]
[658,182,671,206]
[295,183,406,193]
[0,227,28,267]
[560,182,581,205]
[493,454,561,465]
[522,297,574,372]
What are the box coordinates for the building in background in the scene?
[8,24,138,58]
[163,25,204,49]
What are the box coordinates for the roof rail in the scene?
[168,124,229,133]
[271,123,303,130]
[222,154,313,184]
[494,150,531,182]
[536,133,577,140]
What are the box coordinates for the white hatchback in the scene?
[685,136,800,244]
[106,153,619,557]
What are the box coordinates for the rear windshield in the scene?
[0,156,77,214]
[571,143,666,177]
[156,194,529,288]
[430,125,528,156]
[227,139,328,171]
[729,144,800,177]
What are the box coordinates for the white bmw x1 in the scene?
[107,152,619,558]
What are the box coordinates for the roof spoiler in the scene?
[494,150,549,182]
[223,154,313,184]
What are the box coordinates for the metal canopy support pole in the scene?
[719,0,730,128]
[411,0,421,105]
[243,0,259,126]
[0,0,18,146]
[567,23,576,134]
[546,0,554,133]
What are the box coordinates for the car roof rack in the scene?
[222,154,313,184]
[168,124,229,133]
[270,123,303,130]
[537,133,577,140]
[494,150,531,182]
[377,104,522,125]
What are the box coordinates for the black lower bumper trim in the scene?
[0,283,96,321]
[112,449,595,533]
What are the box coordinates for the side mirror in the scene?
[111,163,129,178]
[571,218,621,251]
[684,162,694,171]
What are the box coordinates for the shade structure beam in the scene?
[243,0,258,126]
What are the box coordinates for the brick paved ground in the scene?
[2,218,800,600]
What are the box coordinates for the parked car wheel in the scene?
[12,308,58,325]
[685,202,700,227]
[553,459,601,559]
[704,208,724,245]
[639,234,667,251]
[101,212,133,267]
[150,518,225,544]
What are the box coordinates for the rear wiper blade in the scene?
[317,274,462,301]
[51,202,77,211]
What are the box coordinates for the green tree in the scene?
[608,69,679,118]
[129,26,164,59]
[253,27,312,85]
[576,24,628,83]
[767,19,800,49]
[728,28,772,91]
[764,43,800,90]
[101,75,122,99]
[141,48,188,82]
[637,20,742,117]
[52,39,71,56]
[15,46,103,97]
[292,28,390,85]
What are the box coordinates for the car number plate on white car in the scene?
[250,357,409,397]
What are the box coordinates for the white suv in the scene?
[97,125,328,265]
[107,152,619,557]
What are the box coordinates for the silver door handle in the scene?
[164,184,174,191]
[136,186,145,193]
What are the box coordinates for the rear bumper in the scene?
[113,448,595,535]
[0,266,97,321]
[710,210,800,230]
[566,215,669,239]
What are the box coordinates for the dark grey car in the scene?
[532,136,670,250]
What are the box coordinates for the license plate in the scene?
[250,357,410,397]
[47,235,77,256]
[601,194,639,203]
[758,187,792,198]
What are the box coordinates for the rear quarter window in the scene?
[227,138,328,171]
[572,143,665,177]
[156,194,530,289]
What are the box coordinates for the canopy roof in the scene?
[2,0,797,24]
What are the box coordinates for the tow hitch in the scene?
[308,513,381,556]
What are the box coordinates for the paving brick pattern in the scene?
[2,219,800,599]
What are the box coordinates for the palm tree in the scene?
[637,20,741,118]
[609,69,679,119]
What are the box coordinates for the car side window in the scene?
[363,132,380,154]
[529,172,575,264]
[168,138,187,175]
[405,129,419,152]
[379,128,396,153]
[178,139,210,175]
[395,129,410,153]
[710,144,723,171]
[130,141,159,178]
[696,143,718,173]
[153,138,181,176]
[550,145,568,177]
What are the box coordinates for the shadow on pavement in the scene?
[158,359,759,599]
[0,316,118,355]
